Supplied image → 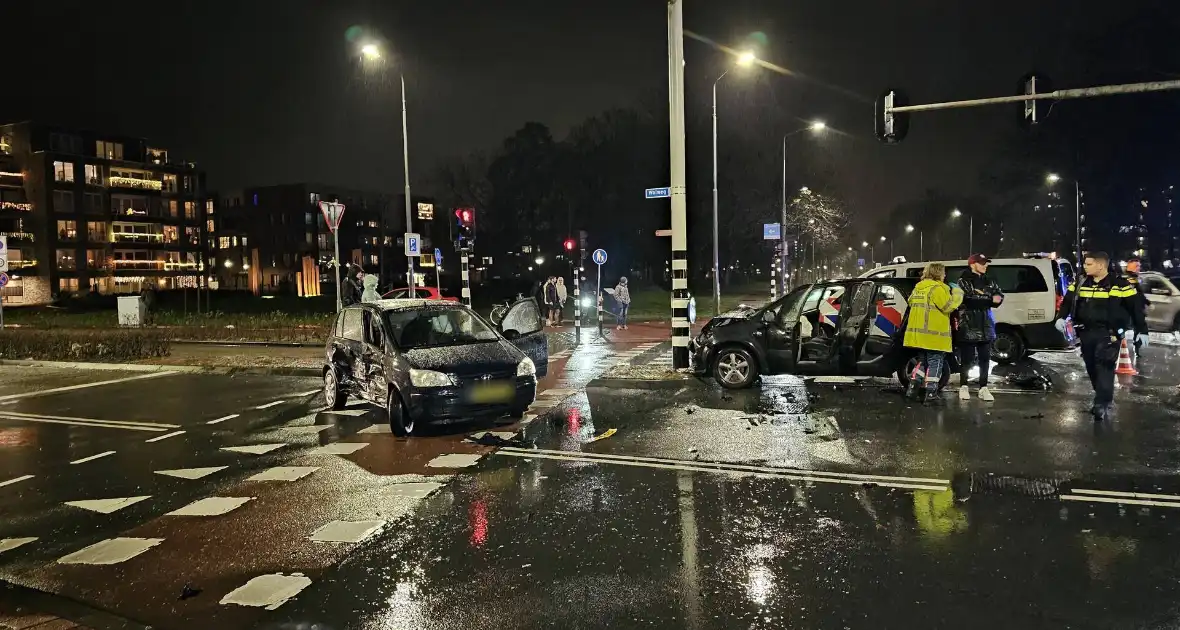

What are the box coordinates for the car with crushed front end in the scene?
[691,277,958,389]
[322,298,548,436]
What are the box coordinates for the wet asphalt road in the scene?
[4,340,1180,628]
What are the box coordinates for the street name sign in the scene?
[645,187,671,199]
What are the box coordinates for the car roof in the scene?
[360,299,464,312]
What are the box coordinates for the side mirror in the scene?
[762,310,776,324]
[503,329,521,341]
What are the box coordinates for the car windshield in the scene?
[383,307,500,349]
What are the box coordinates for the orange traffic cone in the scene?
[1115,338,1138,376]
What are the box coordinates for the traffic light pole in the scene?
[668,0,691,369]
[573,262,581,344]
[400,75,415,295]
[459,247,471,307]
[769,254,778,300]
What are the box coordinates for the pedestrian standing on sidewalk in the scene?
[1055,251,1147,421]
[955,254,1003,401]
[361,274,381,303]
[544,276,560,326]
[614,276,631,330]
[556,277,568,325]
[902,263,964,404]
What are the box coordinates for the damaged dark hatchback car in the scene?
[323,298,548,436]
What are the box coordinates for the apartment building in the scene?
[0,121,209,304]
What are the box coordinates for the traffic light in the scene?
[563,238,575,252]
[874,89,910,144]
[455,207,475,248]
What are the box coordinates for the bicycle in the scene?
[489,293,525,325]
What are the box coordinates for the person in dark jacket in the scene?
[954,254,1004,401]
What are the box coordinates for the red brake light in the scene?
[1055,294,1063,312]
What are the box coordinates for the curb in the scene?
[172,339,320,348]
[0,359,322,378]
[586,377,702,390]
[0,578,151,630]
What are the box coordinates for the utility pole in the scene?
[668,0,690,369]
[780,136,788,295]
[1075,180,1083,264]
[400,75,415,294]
[710,76,722,316]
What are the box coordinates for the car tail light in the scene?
[1055,294,1063,312]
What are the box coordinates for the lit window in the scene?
[310,192,320,205]
[240,237,248,247]
[86,249,106,270]
[206,219,214,233]
[56,249,76,270]
[96,140,123,160]
[184,201,196,219]
[169,200,178,218]
[84,164,102,185]
[161,174,177,193]
[54,161,74,182]
[205,199,214,215]
[56,220,77,240]
[58,278,80,293]
[86,222,108,242]
[163,226,179,244]
[219,236,231,249]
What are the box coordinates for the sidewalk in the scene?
[547,321,705,343]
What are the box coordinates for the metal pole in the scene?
[969,216,974,254]
[890,79,1180,114]
[780,134,787,295]
[770,254,777,300]
[711,76,722,316]
[400,75,415,294]
[333,231,342,311]
[574,264,581,344]
[670,0,691,368]
[920,231,924,260]
[435,263,441,294]
[1075,180,1082,262]
[459,248,471,306]
[596,262,603,335]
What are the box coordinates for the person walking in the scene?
[543,276,559,326]
[360,274,381,303]
[1123,257,1150,358]
[556,277,568,325]
[1055,251,1147,421]
[955,254,1003,401]
[613,276,631,330]
[902,263,964,404]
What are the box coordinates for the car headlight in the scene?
[580,296,591,308]
[409,369,456,387]
[517,357,536,377]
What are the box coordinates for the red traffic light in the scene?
[563,239,575,251]
[454,208,474,223]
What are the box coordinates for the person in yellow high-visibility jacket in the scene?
[903,262,964,403]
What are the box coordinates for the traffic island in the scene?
[586,363,704,390]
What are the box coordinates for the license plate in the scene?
[467,381,514,403]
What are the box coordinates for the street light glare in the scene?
[880,236,886,242]
[1046,173,1061,184]
[809,121,826,132]
[951,208,962,218]
[905,224,915,232]
[736,50,756,67]
[361,43,381,59]
[861,241,869,248]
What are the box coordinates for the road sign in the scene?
[0,273,8,288]
[655,229,672,237]
[0,236,8,273]
[405,233,421,256]
[434,248,443,266]
[645,187,671,199]
[318,201,346,233]
[763,223,781,240]
[592,249,608,265]
[857,258,865,267]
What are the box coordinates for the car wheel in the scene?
[324,368,346,411]
[713,347,757,389]
[387,389,414,437]
[991,328,1025,364]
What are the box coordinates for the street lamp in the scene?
[711,49,757,314]
[905,225,925,260]
[1046,173,1062,185]
[1047,173,1083,263]
[950,208,973,254]
[359,41,416,294]
[780,122,826,294]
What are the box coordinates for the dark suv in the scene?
[691,278,949,389]
[323,298,548,436]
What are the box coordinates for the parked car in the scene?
[322,298,548,436]
[1138,271,1180,333]
[381,286,458,302]
[860,256,1077,362]
[691,277,957,389]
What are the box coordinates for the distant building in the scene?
[0,121,209,304]
[213,184,438,296]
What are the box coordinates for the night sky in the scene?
[2,1,1165,221]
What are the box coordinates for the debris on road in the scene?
[179,584,202,600]
[588,428,617,442]
[465,432,531,448]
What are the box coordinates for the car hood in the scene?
[701,305,759,334]
[403,340,525,375]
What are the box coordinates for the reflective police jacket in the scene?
[1057,273,1147,334]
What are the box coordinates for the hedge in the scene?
[0,329,170,362]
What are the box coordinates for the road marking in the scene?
[145,430,186,443]
[1070,488,1180,501]
[0,371,178,402]
[0,411,179,432]
[222,444,286,455]
[65,496,151,514]
[0,474,34,488]
[357,424,392,434]
[166,496,254,517]
[255,400,285,410]
[70,451,116,465]
[312,442,368,455]
[221,573,312,610]
[58,537,163,565]
[427,453,483,469]
[207,414,240,425]
[501,447,949,486]
[248,466,319,482]
[0,538,37,554]
[156,467,227,480]
[494,450,948,491]
[309,520,386,543]
[294,389,322,397]
[1061,494,1180,508]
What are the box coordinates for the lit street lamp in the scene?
[1047,172,1083,263]
[950,207,973,254]
[779,121,827,294]
[712,49,756,315]
[360,41,416,294]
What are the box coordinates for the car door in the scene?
[853,281,912,376]
[334,306,366,390]
[1139,274,1173,331]
[499,297,549,377]
[834,281,876,374]
[763,284,812,373]
[360,309,390,402]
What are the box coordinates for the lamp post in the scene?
[905,224,924,260]
[950,208,973,255]
[712,50,755,315]
[361,43,416,292]
[1047,173,1082,264]
[780,120,826,293]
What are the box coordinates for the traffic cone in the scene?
[1115,338,1138,376]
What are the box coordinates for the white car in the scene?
[859,256,1077,362]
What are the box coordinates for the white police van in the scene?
[858,256,1077,362]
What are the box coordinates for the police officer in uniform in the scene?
[1055,251,1147,421]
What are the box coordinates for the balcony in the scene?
[112,233,166,245]
[0,231,34,242]
[0,170,22,180]
[109,177,162,191]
